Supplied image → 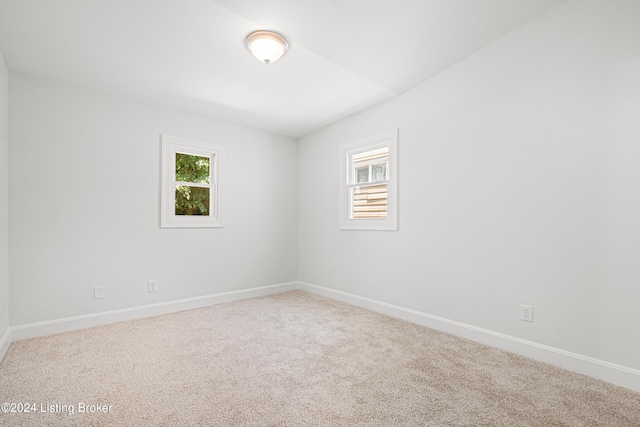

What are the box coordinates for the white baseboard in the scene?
[11,281,298,342]
[0,327,11,362]
[6,280,639,393]
[298,281,640,393]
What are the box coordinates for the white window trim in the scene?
[160,135,224,228]
[339,129,398,231]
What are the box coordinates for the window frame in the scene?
[160,135,224,228]
[339,129,398,231]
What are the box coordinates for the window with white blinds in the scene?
[340,130,398,231]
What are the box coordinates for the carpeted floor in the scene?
[0,290,639,426]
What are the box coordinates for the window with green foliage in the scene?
[175,153,211,216]
[161,135,224,228]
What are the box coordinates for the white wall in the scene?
[298,0,640,371]
[8,73,298,326]
[0,51,9,351]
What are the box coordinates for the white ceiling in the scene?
[0,0,565,137]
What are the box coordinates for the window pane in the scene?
[352,147,388,169]
[352,183,388,218]
[371,163,387,182]
[175,153,210,184]
[175,185,210,216]
[356,167,369,183]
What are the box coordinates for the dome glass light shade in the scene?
[246,30,289,65]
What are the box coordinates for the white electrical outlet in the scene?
[520,304,533,322]
[148,280,158,292]
[94,286,105,300]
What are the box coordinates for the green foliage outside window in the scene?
[175,153,211,216]
[176,153,210,183]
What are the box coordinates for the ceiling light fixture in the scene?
[245,30,289,65]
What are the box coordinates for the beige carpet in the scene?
[0,291,639,426]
